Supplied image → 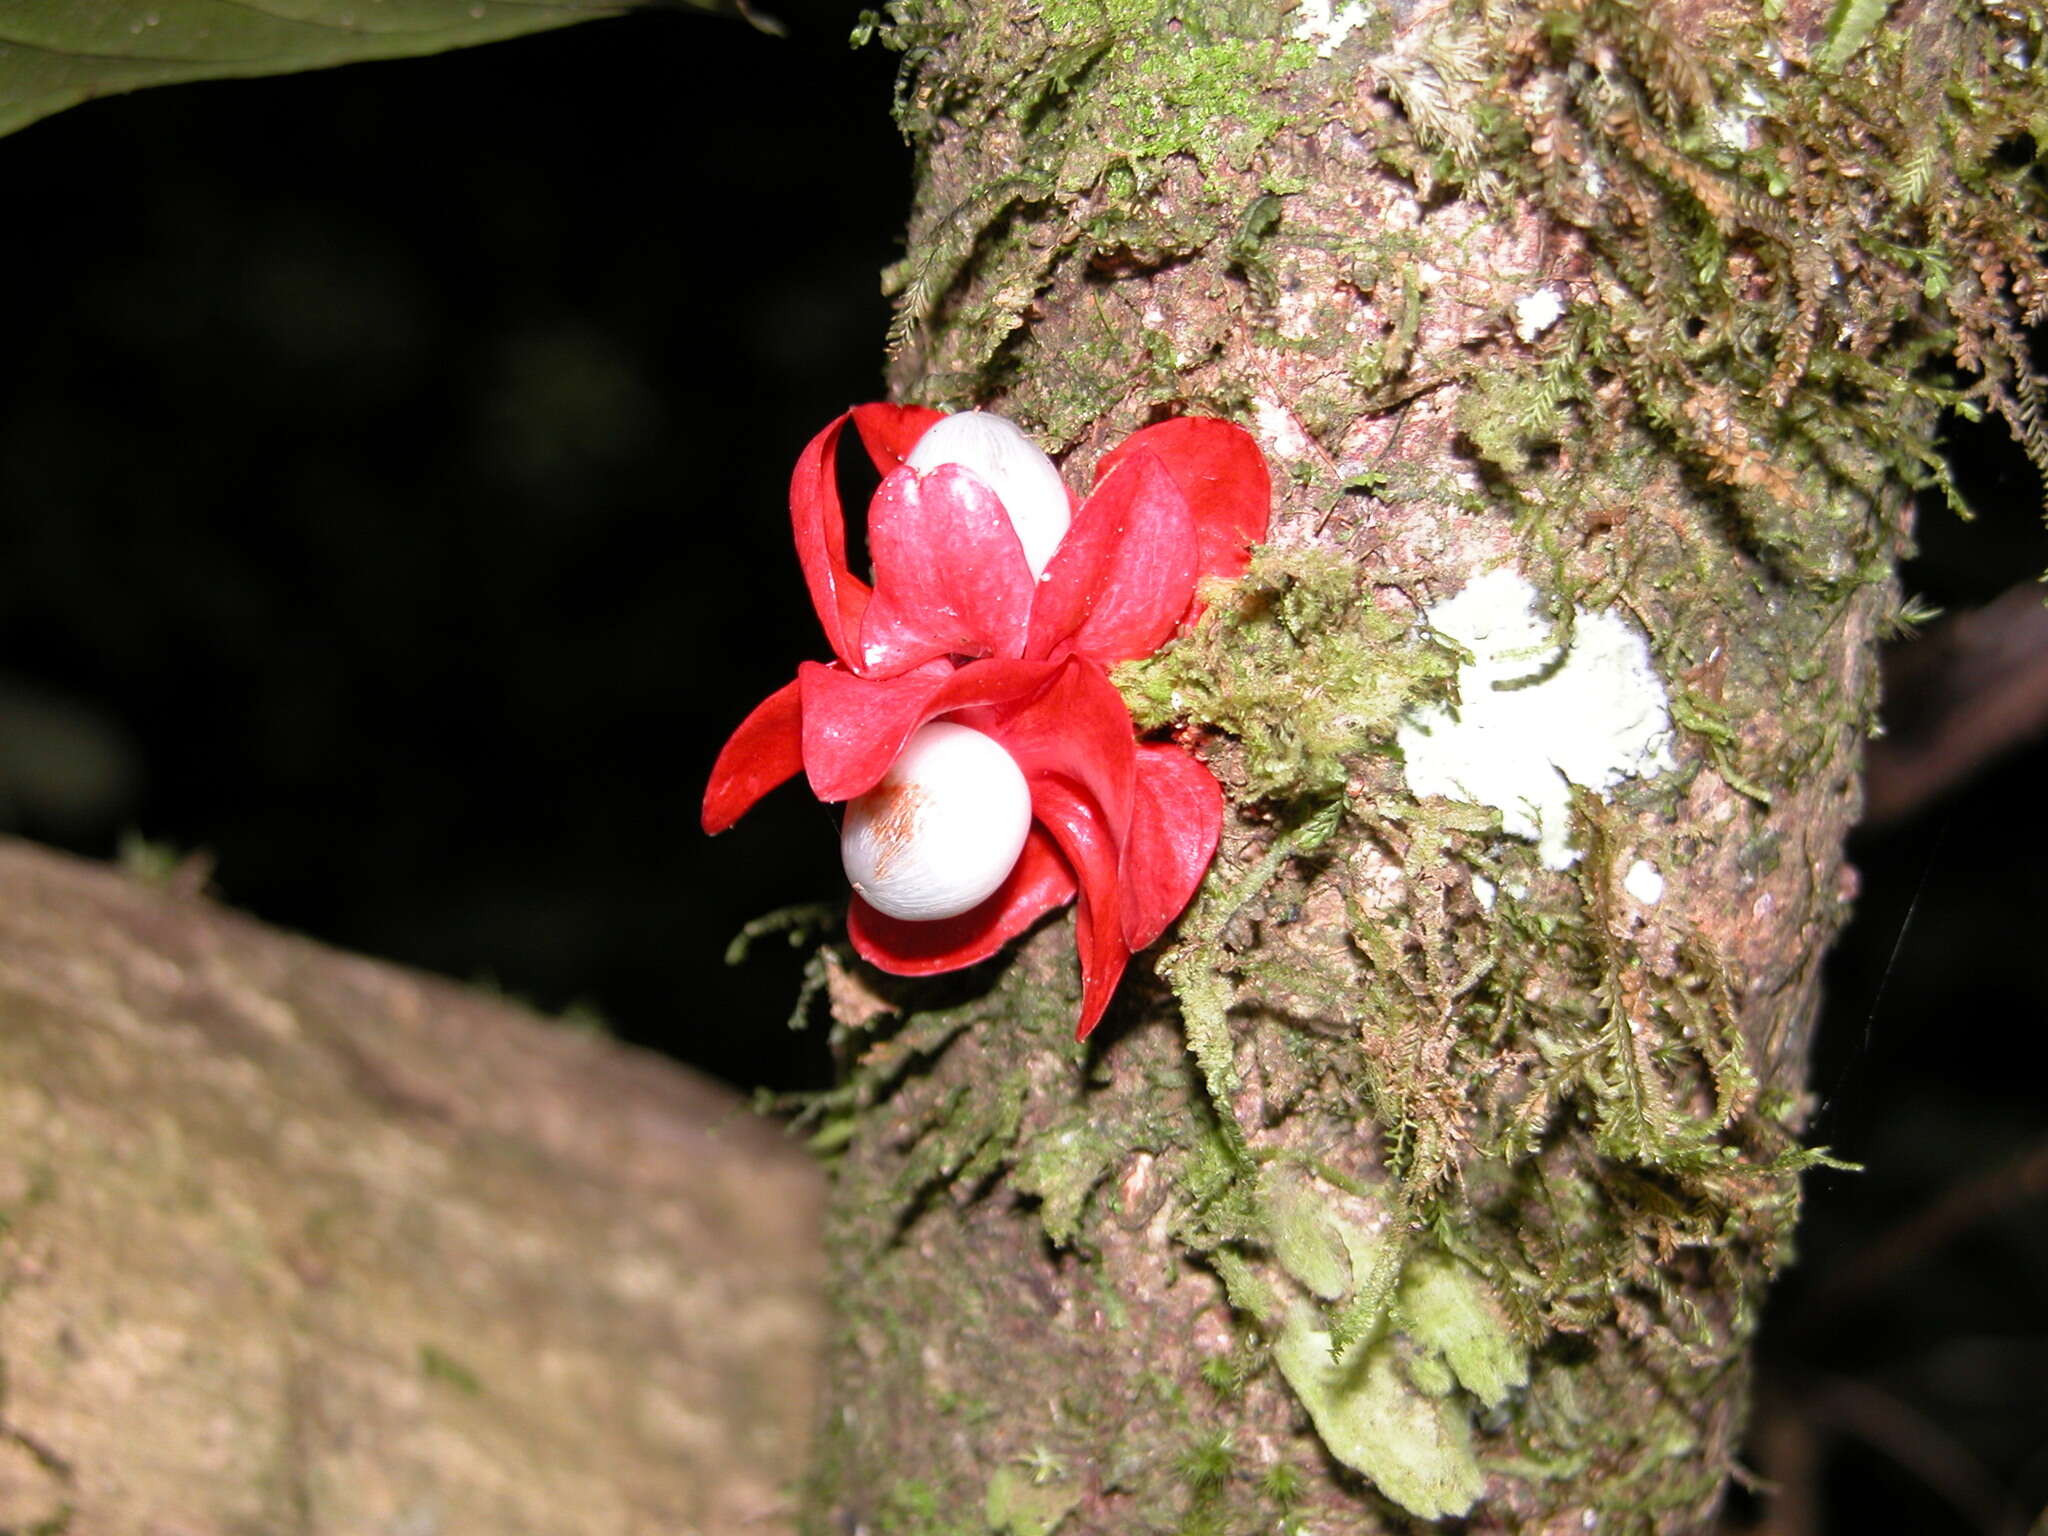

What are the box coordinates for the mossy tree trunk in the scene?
[811,1,2047,1532]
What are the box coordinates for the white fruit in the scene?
[840,723,1032,921]
[906,411,1071,579]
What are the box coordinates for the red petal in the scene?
[1031,447,1198,665]
[951,656,1136,842]
[790,413,872,669]
[924,656,1070,713]
[701,677,804,835]
[851,402,946,475]
[797,660,952,804]
[858,465,1035,674]
[1030,775,1130,1040]
[847,826,1076,975]
[798,657,1065,804]
[1095,417,1269,613]
[1024,465,1123,657]
[1121,743,1223,951]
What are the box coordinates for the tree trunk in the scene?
[812,2,2046,1531]
[0,838,823,1535]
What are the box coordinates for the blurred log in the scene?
[0,837,822,1535]
[1865,583,2048,824]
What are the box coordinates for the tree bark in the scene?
[811,2,2046,1531]
[0,838,823,1535]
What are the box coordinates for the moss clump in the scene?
[1386,0,2048,572]
[1028,1,1309,170]
[985,1463,1083,1536]
[864,0,1316,395]
[1117,547,1457,804]
[880,0,2048,583]
[874,0,1309,169]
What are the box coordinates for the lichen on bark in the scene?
[809,1,2048,1530]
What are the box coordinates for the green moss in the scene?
[1118,548,1457,804]
[883,0,2048,574]
[1034,13,1308,169]
[985,1463,1083,1536]
[1453,354,1581,478]
[115,831,203,889]
[877,1478,964,1536]
[814,793,1827,1522]
[1173,1428,1236,1491]
[1011,1117,1123,1247]
[891,0,1308,172]
[870,0,1315,387]
[417,1344,484,1396]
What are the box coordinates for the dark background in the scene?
[0,11,2039,1531]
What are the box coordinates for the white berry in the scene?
[907,411,1071,579]
[840,723,1032,921]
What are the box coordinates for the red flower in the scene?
[702,404,1269,1038]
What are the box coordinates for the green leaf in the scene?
[1271,1304,1484,1521]
[1396,1253,1529,1410]
[1817,0,1894,71]
[0,0,770,141]
[1259,1170,1352,1302]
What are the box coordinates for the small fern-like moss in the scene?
[1117,548,1458,804]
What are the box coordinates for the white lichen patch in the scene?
[1398,567,1676,869]
[1623,858,1665,905]
[1708,80,1770,153]
[1292,0,1371,58]
[1252,394,1313,462]
[1512,285,1565,342]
